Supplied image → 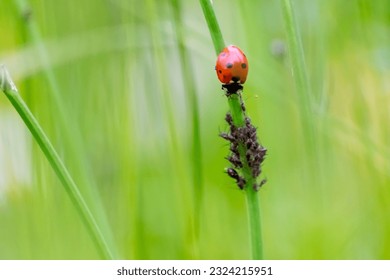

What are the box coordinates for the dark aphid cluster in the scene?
[243,117,267,178]
[220,112,267,191]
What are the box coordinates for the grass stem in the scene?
[172,0,203,258]
[228,94,263,260]
[199,0,225,54]
[1,65,113,260]
[281,0,315,149]
[13,0,119,258]
[245,187,263,259]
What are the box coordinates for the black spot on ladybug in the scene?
[226,63,233,69]
[220,52,226,57]
[241,63,247,69]
[219,70,222,74]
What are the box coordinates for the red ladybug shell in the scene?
[215,45,248,84]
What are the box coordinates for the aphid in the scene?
[225,113,238,135]
[219,132,235,142]
[237,177,246,190]
[241,101,246,112]
[226,155,243,168]
[216,45,249,85]
[252,168,260,178]
[225,113,233,126]
[245,117,251,127]
[246,124,256,134]
[246,139,254,149]
[253,178,267,191]
[230,144,240,158]
[236,127,247,141]
[226,168,246,190]
[226,168,239,180]
[230,142,239,151]
[253,153,263,163]
[246,129,256,139]
[251,142,259,151]
[259,147,267,157]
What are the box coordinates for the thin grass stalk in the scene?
[145,0,179,149]
[280,0,314,148]
[281,0,310,100]
[199,0,225,53]
[1,66,113,259]
[198,0,263,259]
[280,0,323,195]
[145,0,191,258]
[13,0,119,258]
[172,0,203,258]
[227,94,263,260]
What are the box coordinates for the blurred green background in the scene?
[0,0,389,259]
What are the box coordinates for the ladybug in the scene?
[215,45,248,85]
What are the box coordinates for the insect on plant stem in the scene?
[198,0,267,260]
[215,46,267,260]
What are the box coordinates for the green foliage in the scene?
[1,65,114,259]
[0,0,389,259]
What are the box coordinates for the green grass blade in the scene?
[1,65,113,259]
[228,94,263,260]
[172,0,204,258]
[199,0,225,54]
[245,186,263,259]
[281,0,310,100]
[13,0,119,258]
[281,0,314,143]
